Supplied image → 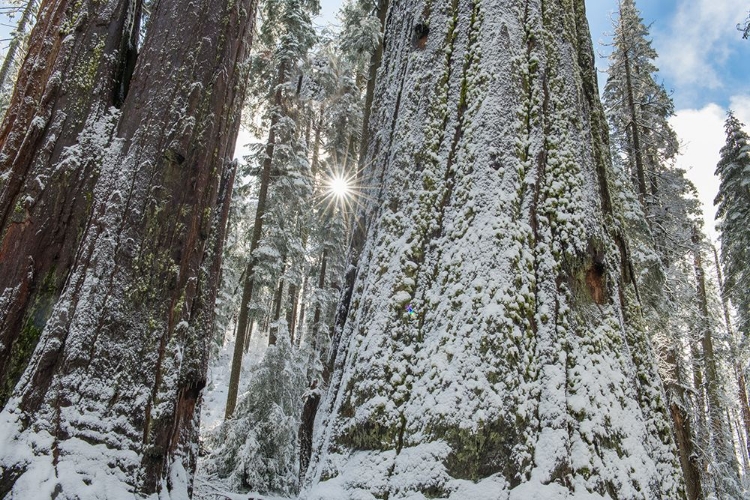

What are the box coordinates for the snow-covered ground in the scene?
[194,477,290,500]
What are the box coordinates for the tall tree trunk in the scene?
[225,61,287,420]
[0,0,142,409]
[310,104,323,177]
[296,275,308,347]
[622,47,648,203]
[310,248,327,350]
[269,261,287,346]
[713,243,750,463]
[297,379,321,486]
[693,230,740,494]
[287,282,299,344]
[691,339,710,481]
[0,0,255,495]
[666,346,704,500]
[303,0,685,497]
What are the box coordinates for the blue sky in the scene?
[582,1,749,239]
[314,0,749,113]
[585,0,749,111]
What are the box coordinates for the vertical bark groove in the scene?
[304,0,685,497]
[0,0,256,495]
[0,0,144,409]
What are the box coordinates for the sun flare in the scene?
[328,175,351,199]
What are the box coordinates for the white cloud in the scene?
[670,96,750,241]
[656,0,746,89]
[729,95,750,123]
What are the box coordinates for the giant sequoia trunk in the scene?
[0,0,142,408]
[304,0,684,498]
[0,0,254,496]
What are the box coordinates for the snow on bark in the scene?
[0,0,255,497]
[303,0,684,498]
[0,0,142,409]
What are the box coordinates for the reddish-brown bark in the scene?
[0,0,255,495]
[0,0,142,407]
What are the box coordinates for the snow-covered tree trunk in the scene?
[665,347,703,500]
[0,0,255,496]
[304,0,684,498]
[0,0,142,408]
[225,61,285,420]
[693,232,741,496]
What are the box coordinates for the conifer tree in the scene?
[692,230,742,497]
[601,3,719,497]
[225,0,319,419]
[303,0,685,497]
[206,330,307,495]
[603,0,679,235]
[0,0,255,495]
[715,112,750,341]
[0,0,38,118]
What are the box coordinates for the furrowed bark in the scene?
[0,0,256,495]
[304,0,685,497]
[0,0,142,408]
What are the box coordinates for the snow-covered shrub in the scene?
[204,326,307,495]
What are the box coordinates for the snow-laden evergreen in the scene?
[302,0,684,497]
[204,330,307,494]
[600,2,749,497]
[201,1,377,494]
[715,112,750,343]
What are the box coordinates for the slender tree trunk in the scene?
[225,62,288,419]
[691,339,710,477]
[693,230,740,493]
[269,261,286,346]
[0,0,255,495]
[666,346,704,500]
[713,244,750,463]
[296,275,308,347]
[0,0,142,408]
[622,45,648,202]
[287,283,299,343]
[304,0,685,497]
[310,104,323,177]
[735,409,750,474]
[310,248,327,350]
